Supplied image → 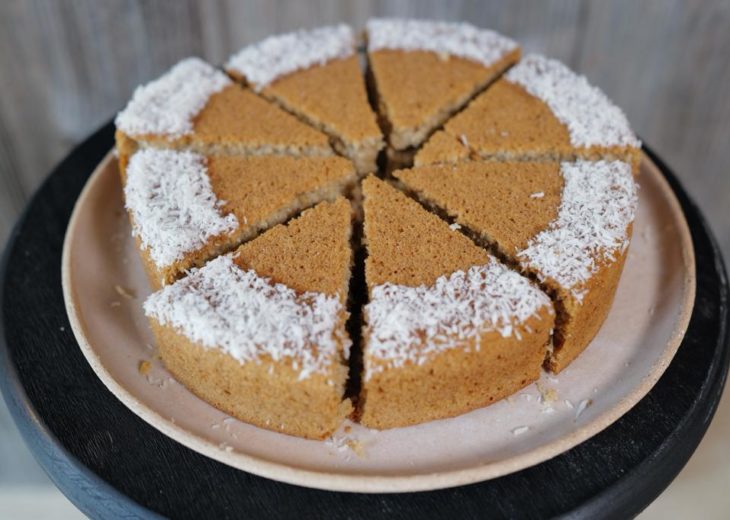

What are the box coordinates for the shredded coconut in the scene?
[364,258,552,377]
[115,57,231,138]
[506,54,640,148]
[367,18,518,68]
[124,148,238,269]
[226,25,355,90]
[511,426,530,436]
[145,254,346,380]
[517,160,638,301]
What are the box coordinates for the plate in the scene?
[62,152,695,493]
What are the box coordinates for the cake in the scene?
[394,160,638,371]
[144,198,354,440]
[114,57,334,167]
[415,54,641,170]
[112,20,642,438]
[226,25,384,174]
[366,19,520,169]
[122,148,356,288]
[357,177,554,428]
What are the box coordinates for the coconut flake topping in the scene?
[226,25,355,90]
[144,254,345,379]
[506,54,640,148]
[517,160,638,301]
[124,148,238,269]
[364,258,552,377]
[115,57,231,139]
[366,18,518,68]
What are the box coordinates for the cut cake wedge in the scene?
[394,159,638,371]
[115,57,334,163]
[226,25,384,175]
[144,198,354,440]
[365,19,520,169]
[416,54,641,170]
[358,176,554,429]
[122,148,356,288]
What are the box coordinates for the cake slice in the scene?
[415,54,641,171]
[394,160,638,372]
[357,177,553,429]
[365,19,520,168]
[226,25,384,175]
[115,57,333,161]
[144,199,354,439]
[122,148,355,288]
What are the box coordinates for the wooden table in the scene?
[1,123,728,519]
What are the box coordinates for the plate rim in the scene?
[61,150,697,493]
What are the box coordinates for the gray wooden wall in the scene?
[1,0,728,257]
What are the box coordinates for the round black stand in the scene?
[1,122,728,519]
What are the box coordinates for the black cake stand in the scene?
[1,122,728,519]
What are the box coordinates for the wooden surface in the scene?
[1,122,728,519]
[0,0,729,259]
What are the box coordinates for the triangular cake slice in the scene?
[122,148,355,288]
[145,199,354,440]
[416,54,641,171]
[358,177,553,429]
[366,19,520,167]
[226,25,384,175]
[115,57,333,161]
[395,160,638,372]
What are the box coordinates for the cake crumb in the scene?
[536,382,558,405]
[511,425,529,436]
[114,284,136,299]
[138,360,152,376]
[346,440,366,458]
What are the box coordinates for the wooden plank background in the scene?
[0,0,728,258]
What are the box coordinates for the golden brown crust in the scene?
[151,319,352,440]
[545,228,632,372]
[359,313,552,429]
[369,49,520,151]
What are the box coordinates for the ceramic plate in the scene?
[62,152,695,493]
